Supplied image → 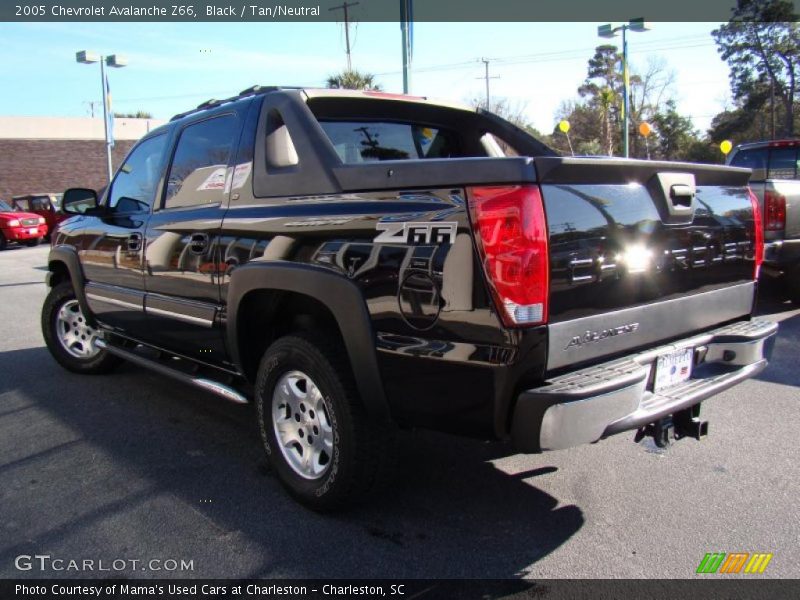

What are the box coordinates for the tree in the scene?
[551,100,604,156]
[579,45,626,155]
[651,100,697,160]
[712,0,800,137]
[113,110,153,119]
[325,69,382,91]
[557,46,676,157]
[628,57,676,157]
[466,96,542,133]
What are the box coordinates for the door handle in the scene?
[189,232,209,255]
[127,233,143,252]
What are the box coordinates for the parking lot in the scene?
[1,243,798,579]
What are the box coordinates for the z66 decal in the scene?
[375,222,458,245]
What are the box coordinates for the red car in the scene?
[0,199,48,250]
[12,193,67,241]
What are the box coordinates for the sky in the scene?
[0,21,732,134]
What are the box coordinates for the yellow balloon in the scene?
[558,120,570,134]
[639,122,652,137]
[720,140,733,155]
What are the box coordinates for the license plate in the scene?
[28,228,37,235]
[654,348,693,392]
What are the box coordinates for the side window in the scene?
[730,148,767,171]
[164,114,238,209]
[768,147,798,180]
[108,134,167,213]
[31,197,49,210]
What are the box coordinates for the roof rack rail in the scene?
[169,85,305,122]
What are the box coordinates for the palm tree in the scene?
[597,87,617,157]
[325,69,382,91]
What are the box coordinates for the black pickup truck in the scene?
[42,87,777,510]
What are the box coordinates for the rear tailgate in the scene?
[535,157,758,372]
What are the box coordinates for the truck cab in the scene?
[727,140,800,301]
[12,193,66,241]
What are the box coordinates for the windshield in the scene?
[0,200,14,212]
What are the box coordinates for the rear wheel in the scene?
[42,282,120,374]
[255,333,396,511]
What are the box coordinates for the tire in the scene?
[255,333,396,511]
[23,238,40,247]
[41,281,121,374]
[0,232,6,251]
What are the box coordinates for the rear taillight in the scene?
[764,189,786,231]
[748,187,764,279]
[468,185,549,327]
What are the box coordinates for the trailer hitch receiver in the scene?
[635,405,708,448]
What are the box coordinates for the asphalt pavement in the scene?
[1,244,798,579]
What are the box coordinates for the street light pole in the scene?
[622,25,629,158]
[99,55,112,182]
[76,50,127,183]
[598,18,650,158]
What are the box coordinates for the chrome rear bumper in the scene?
[511,319,778,452]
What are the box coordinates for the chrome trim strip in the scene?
[145,305,214,327]
[85,293,142,311]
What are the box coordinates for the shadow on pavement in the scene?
[754,280,800,388]
[0,345,583,579]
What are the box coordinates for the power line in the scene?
[374,37,716,77]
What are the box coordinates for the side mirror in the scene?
[62,188,98,215]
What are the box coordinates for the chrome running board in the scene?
[96,339,249,405]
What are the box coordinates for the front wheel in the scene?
[41,282,120,374]
[255,333,396,511]
[23,238,41,247]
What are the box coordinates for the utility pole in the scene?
[329,1,359,72]
[83,100,101,118]
[477,58,499,110]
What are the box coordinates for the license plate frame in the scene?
[654,348,694,392]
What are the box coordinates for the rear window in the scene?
[29,196,51,210]
[319,121,459,163]
[767,147,798,180]
[730,147,767,171]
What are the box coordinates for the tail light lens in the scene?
[764,189,786,231]
[468,185,549,327]
[748,187,764,279]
